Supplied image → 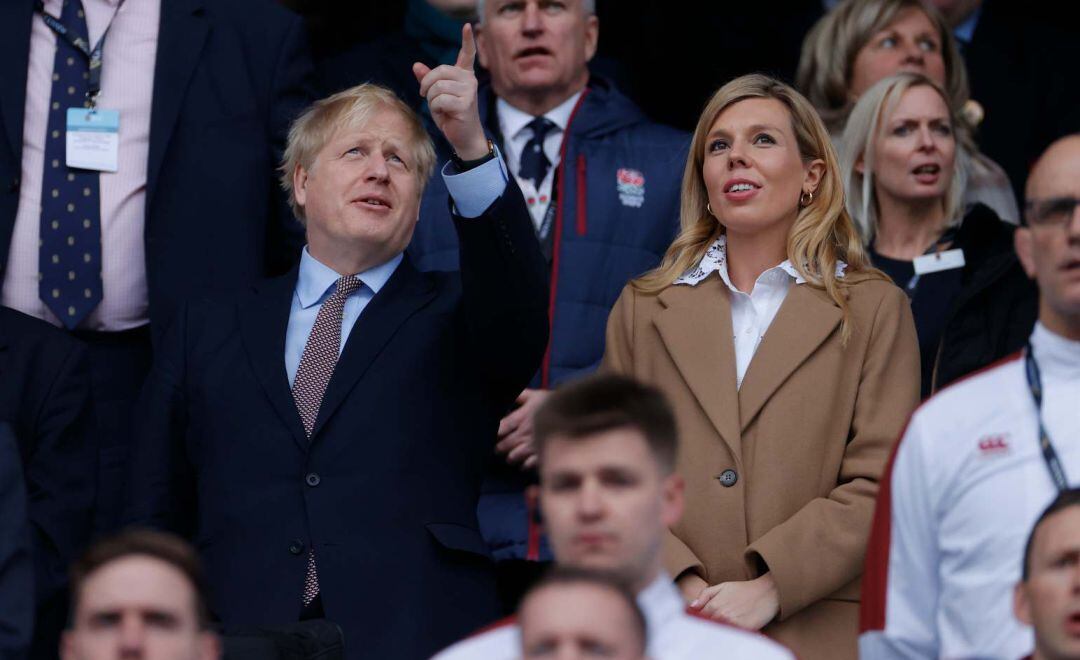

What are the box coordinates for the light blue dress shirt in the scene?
[284,146,510,385]
[285,249,401,385]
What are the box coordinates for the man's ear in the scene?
[662,473,685,529]
[583,14,600,63]
[475,24,489,70]
[1013,582,1034,626]
[293,164,309,209]
[60,631,74,660]
[855,155,865,175]
[1015,227,1037,279]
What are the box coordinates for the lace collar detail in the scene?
[673,235,847,287]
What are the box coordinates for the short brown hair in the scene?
[519,566,646,653]
[279,83,437,225]
[69,529,213,629]
[1021,489,1080,580]
[534,374,678,473]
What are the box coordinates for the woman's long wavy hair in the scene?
[633,74,876,338]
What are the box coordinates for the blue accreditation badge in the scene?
[65,108,119,172]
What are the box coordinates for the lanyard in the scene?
[1025,342,1070,492]
[36,0,124,109]
[904,226,958,295]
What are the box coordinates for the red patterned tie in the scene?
[292,274,361,606]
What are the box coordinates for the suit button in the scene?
[305,472,320,487]
[717,469,738,487]
[289,539,305,555]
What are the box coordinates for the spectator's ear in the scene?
[583,14,599,62]
[1013,582,1033,626]
[293,164,309,209]
[199,631,222,660]
[59,630,74,660]
[1014,227,1036,279]
[662,473,684,528]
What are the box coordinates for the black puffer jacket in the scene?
[931,204,1039,393]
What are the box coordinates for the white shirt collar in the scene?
[635,572,685,645]
[1030,321,1080,379]
[496,91,583,144]
[674,234,846,289]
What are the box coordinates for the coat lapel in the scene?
[238,268,308,452]
[655,276,742,461]
[308,257,436,440]
[146,0,208,214]
[738,284,841,431]
[0,1,31,162]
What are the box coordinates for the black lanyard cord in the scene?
[36,0,124,108]
[1025,342,1069,492]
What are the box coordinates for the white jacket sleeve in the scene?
[859,413,942,659]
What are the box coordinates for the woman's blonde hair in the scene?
[634,74,875,337]
[796,0,969,135]
[840,73,968,243]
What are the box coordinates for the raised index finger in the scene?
[455,22,476,72]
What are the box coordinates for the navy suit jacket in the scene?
[0,306,95,606]
[0,0,315,338]
[126,182,549,660]
[0,423,32,660]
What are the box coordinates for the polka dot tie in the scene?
[518,116,556,190]
[38,0,102,329]
[291,274,361,607]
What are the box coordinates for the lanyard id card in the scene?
[66,108,119,172]
[912,248,965,276]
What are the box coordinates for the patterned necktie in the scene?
[291,274,361,606]
[518,116,557,189]
[39,0,102,328]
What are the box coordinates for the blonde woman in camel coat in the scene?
[602,74,919,660]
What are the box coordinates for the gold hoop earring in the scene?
[800,190,814,207]
[707,203,713,215]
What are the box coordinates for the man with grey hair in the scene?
[409,0,689,604]
[126,26,548,660]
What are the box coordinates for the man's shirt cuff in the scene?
[441,144,509,219]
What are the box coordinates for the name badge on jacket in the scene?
[913,248,965,275]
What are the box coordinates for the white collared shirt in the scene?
[496,91,582,231]
[675,235,846,389]
[432,572,794,659]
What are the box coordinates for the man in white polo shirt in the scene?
[434,374,793,659]
[859,134,1080,659]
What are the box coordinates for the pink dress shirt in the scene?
[2,0,160,330]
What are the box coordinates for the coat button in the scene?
[289,539,305,555]
[305,472,320,487]
[717,469,738,487]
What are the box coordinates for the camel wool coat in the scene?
[602,270,919,660]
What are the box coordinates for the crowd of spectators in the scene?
[1,0,1077,658]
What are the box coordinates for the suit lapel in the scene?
[655,277,742,461]
[238,268,308,452]
[146,0,207,214]
[738,284,841,432]
[309,257,436,440]
[0,1,31,162]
